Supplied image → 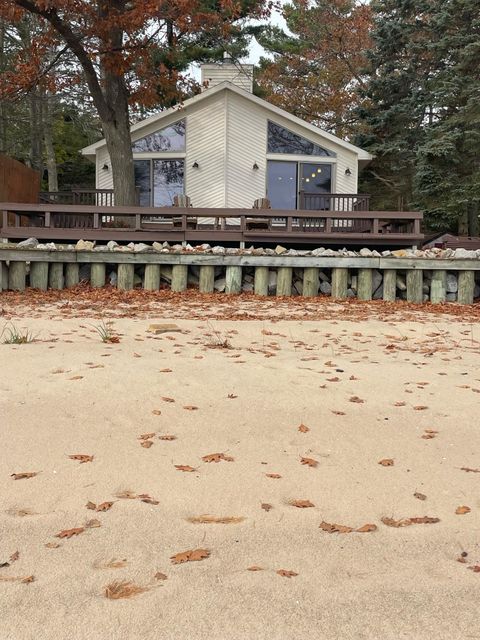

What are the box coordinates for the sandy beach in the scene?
[1,290,480,640]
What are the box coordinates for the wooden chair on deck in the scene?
[172,195,197,229]
[246,198,272,231]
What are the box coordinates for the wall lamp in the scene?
[345,168,352,176]
[252,162,259,170]
[192,161,199,169]
[102,163,109,171]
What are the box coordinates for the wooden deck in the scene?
[1,203,423,247]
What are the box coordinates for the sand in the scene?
[1,293,480,640]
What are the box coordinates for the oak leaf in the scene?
[159,434,176,440]
[140,440,154,448]
[289,500,314,508]
[104,581,148,599]
[45,542,60,549]
[266,473,281,479]
[277,569,298,578]
[170,548,210,564]
[261,503,272,512]
[55,527,85,539]
[96,501,114,512]
[319,521,353,533]
[455,506,471,515]
[468,566,480,573]
[187,515,245,524]
[159,368,173,373]
[115,490,137,499]
[138,494,159,505]
[175,465,196,472]
[413,406,428,411]
[300,457,318,468]
[10,551,19,563]
[85,519,101,528]
[151,410,161,416]
[460,467,480,473]
[162,397,175,403]
[298,423,310,433]
[154,572,168,580]
[11,472,38,480]
[414,492,427,501]
[183,405,198,411]
[139,432,156,440]
[378,459,394,466]
[68,454,94,463]
[247,565,264,571]
[86,501,97,510]
[349,396,364,403]
[331,410,346,415]
[202,452,234,463]
[356,523,377,533]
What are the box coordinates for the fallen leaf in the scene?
[394,401,406,407]
[247,565,264,571]
[277,569,298,578]
[298,423,310,433]
[175,465,196,472]
[94,558,127,569]
[413,406,428,411]
[378,459,394,466]
[468,565,480,573]
[159,434,177,441]
[154,572,168,580]
[289,500,315,508]
[0,575,34,584]
[151,410,162,416]
[227,394,238,399]
[68,454,94,464]
[349,396,364,403]
[69,375,84,380]
[414,492,427,501]
[141,440,154,449]
[115,490,137,499]
[202,452,234,463]
[10,472,38,480]
[187,515,245,524]
[261,503,272,512]
[96,501,113,512]
[381,516,440,528]
[355,523,378,533]
[266,473,281,479]
[85,519,101,528]
[456,506,471,515]
[319,521,354,533]
[86,501,97,510]
[45,542,60,549]
[183,405,198,411]
[170,548,210,564]
[6,508,36,517]
[300,457,318,468]
[104,581,148,599]
[9,551,19,563]
[138,495,159,505]
[55,527,85,539]
[326,377,340,382]
[161,397,175,403]
[139,432,156,440]
[408,516,440,524]
[460,467,480,473]
[159,368,173,373]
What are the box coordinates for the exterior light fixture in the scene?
[345,168,352,176]
[102,164,109,170]
[252,162,259,170]
[192,161,199,168]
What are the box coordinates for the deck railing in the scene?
[299,192,370,212]
[1,202,423,247]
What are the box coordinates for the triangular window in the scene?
[267,121,335,157]
[132,119,185,152]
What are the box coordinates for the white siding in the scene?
[201,64,253,93]
[96,147,113,190]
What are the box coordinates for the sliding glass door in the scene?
[267,161,297,210]
[134,159,185,207]
[267,160,332,210]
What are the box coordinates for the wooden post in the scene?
[276,267,292,296]
[357,268,373,301]
[49,263,64,290]
[303,267,319,297]
[8,261,26,291]
[171,264,188,292]
[331,267,348,299]
[254,266,269,296]
[199,265,215,293]
[90,263,106,288]
[225,266,242,294]
[144,264,160,291]
[430,270,446,304]
[458,270,475,305]
[65,263,80,288]
[406,269,423,303]
[383,269,396,302]
[0,261,2,292]
[30,262,49,290]
[1,262,8,292]
[118,263,135,290]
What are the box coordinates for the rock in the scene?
[446,292,457,302]
[114,245,133,252]
[268,270,277,294]
[242,282,254,292]
[474,284,480,299]
[318,271,330,282]
[347,288,355,297]
[322,249,337,257]
[214,277,226,292]
[372,269,383,292]
[371,250,382,257]
[160,266,172,284]
[320,281,332,295]
[79,264,91,281]
[275,245,287,255]
[195,243,211,253]
[252,248,265,256]
[396,274,407,291]
[44,242,57,250]
[443,248,455,258]
[94,245,109,251]
[152,242,163,252]
[454,248,477,259]
[172,244,183,252]
[147,323,181,334]
[311,247,326,256]
[373,284,383,300]
[212,246,225,255]
[226,248,240,255]
[264,248,276,256]
[107,241,118,250]
[285,249,299,256]
[446,273,458,293]
[392,249,407,258]
[359,248,372,257]
[382,250,392,257]
[134,243,150,252]
[17,237,38,249]
[36,244,49,250]
[109,271,117,285]
[75,239,95,251]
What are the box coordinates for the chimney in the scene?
[201,56,254,93]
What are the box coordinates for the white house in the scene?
[81,61,373,211]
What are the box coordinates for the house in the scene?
[81,60,373,211]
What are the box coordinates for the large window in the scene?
[134,159,184,207]
[267,160,333,209]
[132,120,186,152]
[267,121,336,157]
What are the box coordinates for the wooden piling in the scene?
[49,263,64,290]
[65,263,80,288]
[118,263,135,290]
[331,267,348,299]
[144,264,160,291]
[430,270,446,304]
[357,268,373,301]
[254,266,269,296]
[225,266,242,294]
[0,261,2,292]
[302,267,319,297]
[90,263,106,288]
[171,264,188,292]
[458,271,475,305]
[382,269,396,302]
[406,269,423,303]
[276,267,292,296]
[8,261,26,291]
[199,265,215,293]
[1,262,8,292]
[30,262,49,290]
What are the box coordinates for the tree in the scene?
[255,0,372,138]
[0,0,268,205]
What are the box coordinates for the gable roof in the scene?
[81,81,373,161]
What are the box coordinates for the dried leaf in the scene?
[247,565,264,571]
[298,423,310,433]
[460,467,480,473]
[331,410,346,416]
[138,494,159,505]
[175,464,196,472]
[86,501,97,510]
[45,542,60,549]
[455,505,471,515]
[55,527,85,539]
[94,558,127,569]
[140,440,154,449]
[355,523,378,533]
[349,396,364,403]
[170,548,210,564]
[85,519,101,528]
[289,500,315,508]
[159,434,177,441]
[154,572,168,581]
[139,432,156,440]
[378,459,394,466]
[187,515,245,524]
[413,406,428,411]
[69,375,84,380]
[11,472,38,480]
[68,454,93,464]
[227,394,238,399]
[0,575,34,583]
[183,405,198,411]
[300,457,318,468]
[96,501,113,512]
[468,565,480,573]
[277,569,298,578]
[115,490,137,499]
[151,410,162,416]
[202,452,234,463]
[161,397,175,403]
[319,521,354,533]
[9,551,19,563]
[266,473,281,479]
[394,401,406,407]
[104,581,148,599]
[414,492,427,501]
[408,516,440,524]
[381,516,440,527]
[261,503,272,512]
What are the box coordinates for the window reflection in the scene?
[132,120,186,152]
[268,121,336,157]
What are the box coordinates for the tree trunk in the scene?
[43,93,58,192]
[102,116,136,207]
[29,90,43,173]
[458,207,469,235]
[468,202,479,237]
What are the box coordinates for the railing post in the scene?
[373,218,379,234]
[135,213,141,230]
[45,211,51,228]
[93,213,100,229]
[2,210,8,230]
